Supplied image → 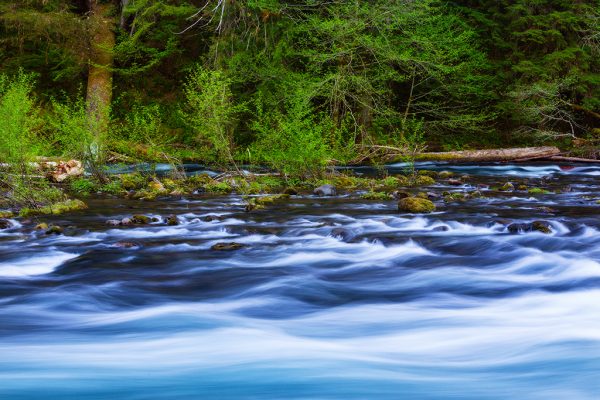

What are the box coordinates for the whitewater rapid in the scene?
[0,162,599,399]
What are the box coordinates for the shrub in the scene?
[70,178,97,195]
[48,94,109,181]
[0,72,59,209]
[251,95,332,178]
[182,66,244,168]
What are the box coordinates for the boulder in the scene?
[45,225,63,235]
[532,220,552,234]
[166,215,180,226]
[447,179,463,186]
[499,182,515,192]
[34,222,49,230]
[507,220,552,234]
[314,184,336,196]
[105,219,122,226]
[398,197,436,213]
[0,219,12,230]
[131,215,151,224]
[121,217,133,226]
[283,187,299,195]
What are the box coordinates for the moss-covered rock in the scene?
[165,215,180,226]
[45,225,63,235]
[410,175,436,186]
[0,211,13,218]
[19,199,87,217]
[499,182,515,192]
[361,191,391,200]
[245,194,290,211]
[444,192,466,202]
[34,223,48,230]
[532,221,552,234]
[528,188,552,195]
[131,215,151,224]
[438,171,454,179]
[398,197,436,213]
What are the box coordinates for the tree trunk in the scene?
[86,1,115,136]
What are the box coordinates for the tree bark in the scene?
[86,1,115,136]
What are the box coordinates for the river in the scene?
[0,163,599,399]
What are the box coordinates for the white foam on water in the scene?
[0,251,78,277]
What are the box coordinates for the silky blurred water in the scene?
[0,163,599,399]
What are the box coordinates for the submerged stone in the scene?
[398,197,436,213]
[211,242,245,251]
[45,225,63,235]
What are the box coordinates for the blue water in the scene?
[0,163,599,399]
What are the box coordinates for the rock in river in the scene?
[166,215,180,226]
[398,197,436,213]
[314,184,336,196]
[211,242,245,251]
[507,220,552,234]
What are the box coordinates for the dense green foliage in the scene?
[1,0,599,175]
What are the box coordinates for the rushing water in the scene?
[0,163,599,399]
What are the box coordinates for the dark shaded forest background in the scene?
[1,0,599,171]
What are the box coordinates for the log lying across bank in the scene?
[413,146,561,162]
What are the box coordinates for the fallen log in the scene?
[547,155,600,164]
[412,146,561,163]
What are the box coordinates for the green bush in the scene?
[0,72,60,208]
[70,178,97,195]
[48,94,108,181]
[251,96,332,178]
[182,66,244,167]
[0,71,41,166]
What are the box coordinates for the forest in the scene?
[1,0,599,179]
